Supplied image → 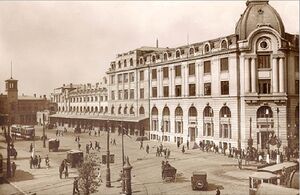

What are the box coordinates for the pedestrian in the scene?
[167,149,171,159]
[59,164,64,179]
[164,149,167,159]
[64,163,69,178]
[45,155,50,168]
[187,140,189,150]
[140,140,144,149]
[177,140,180,149]
[156,147,159,157]
[182,145,185,153]
[75,136,77,142]
[38,155,41,168]
[113,139,116,145]
[86,144,89,154]
[73,177,79,195]
[146,144,149,154]
[29,143,33,153]
[30,156,33,169]
[34,155,38,168]
[90,141,94,150]
[98,129,100,136]
[78,136,80,142]
[238,156,242,170]
[216,187,221,195]
[78,142,81,150]
[56,130,58,136]
[11,162,16,177]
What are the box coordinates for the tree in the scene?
[77,153,101,195]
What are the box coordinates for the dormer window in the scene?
[204,44,210,53]
[176,50,180,58]
[221,40,228,49]
[189,48,194,55]
[118,61,121,68]
[164,53,168,61]
[139,58,144,65]
[130,58,133,66]
[152,55,156,63]
[124,59,127,67]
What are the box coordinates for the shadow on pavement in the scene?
[175,173,189,183]
[206,183,224,191]
[9,170,34,182]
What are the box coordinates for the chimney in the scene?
[34,94,36,97]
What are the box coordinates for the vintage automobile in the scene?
[66,150,83,168]
[256,183,299,195]
[191,171,208,191]
[162,161,177,182]
[9,147,17,159]
[48,138,60,152]
[249,171,279,195]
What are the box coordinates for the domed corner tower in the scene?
[236,0,299,153]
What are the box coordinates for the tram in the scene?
[11,125,35,140]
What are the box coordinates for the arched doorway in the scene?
[256,106,273,150]
[188,106,198,141]
[151,106,158,138]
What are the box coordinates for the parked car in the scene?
[191,171,208,191]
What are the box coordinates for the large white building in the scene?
[51,0,299,152]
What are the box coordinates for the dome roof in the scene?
[235,0,285,40]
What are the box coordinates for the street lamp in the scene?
[265,108,270,164]
[106,120,111,187]
[276,108,281,164]
[43,113,46,148]
[5,116,11,178]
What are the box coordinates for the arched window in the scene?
[91,97,93,102]
[257,106,273,118]
[95,107,98,112]
[87,107,90,112]
[118,106,122,114]
[139,106,145,115]
[176,50,180,58]
[124,59,127,67]
[189,48,194,55]
[204,44,210,53]
[91,107,94,112]
[175,106,183,116]
[139,58,144,65]
[152,55,156,63]
[162,107,170,116]
[203,106,213,117]
[95,96,98,101]
[111,106,115,114]
[151,106,158,116]
[188,106,197,117]
[118,61,121,68]
[104,106,108,113]
[164,53,168,61]
[221,40,227,49]
[100,107,103,113]
[62,107,65,112]
[77,106,79,112]
[130,106,134,115]
[124,106,128,115]
[80,106,82,112]
[130,58,133,66]
[58,107,61,112]
[220,106,231,117]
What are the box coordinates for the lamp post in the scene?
[265,108,270,164]
[43,113,46,148]
[106,120,111,187]
[5,117,11,178]
[276,108,280,164]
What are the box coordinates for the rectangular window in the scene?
[189,84,196,96]
[163,86,169,97]
[130,89,134,99]
[223,124,229,138]
[258,79,271,94]
[163,67,169,79]
[175,65,181,77]
[118,74,122,83]
[123,73,128,83]
[220,58,229,71]
[110,75,115,84]
[140,70,144,81]
[118,90,123,100]
[188,63,195,76]
[296,80,299,94]
[175,85,181,97]
[124,89,128,99]
[111,91,115,100]
[140,88,144,99]
[258,55,270,69]
[152,69,157,80]
[152,87,157,98]
[204,83,211,96]
[221,81,229,95]
[130,72,134,82]
[295,56,299,72]
[204,61,211,73]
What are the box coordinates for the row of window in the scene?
[67,96,108,103]
[152,81,229,97]
[111,89,136,100]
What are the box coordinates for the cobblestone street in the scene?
[1,126,254,195]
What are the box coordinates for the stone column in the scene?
[245,58,250,93]
[250,58,256,93]
[157,68,161,97]
[185,63,189,96]
[196,62,200,96]
[182,65,186,97]
[272,57,278,93]
[169,66,174,97]
[279,57,285,93]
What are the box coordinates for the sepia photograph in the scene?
[0,0,299,194]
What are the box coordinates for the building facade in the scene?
[50,79,110,131]
[0,77,55,125]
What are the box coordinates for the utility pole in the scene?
[6,117,11,178]
[43,113,46,148]
[106,120,111,187]
[121,121,125,166]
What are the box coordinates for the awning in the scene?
[49,113,148,123]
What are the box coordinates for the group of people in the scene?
[59,159,69,179]
[156,144,171,159]
[30,153,49,169]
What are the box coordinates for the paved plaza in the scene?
[0,126,255,195]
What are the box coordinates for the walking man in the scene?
[29,143,33,153]
[38,155,41,168]
[73,177,80,194]
[146,144,149,154]
[140,140,144,149]
[11,162,16,177]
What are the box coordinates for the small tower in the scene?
[5,78,18,101]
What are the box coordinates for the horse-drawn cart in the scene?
[48,138,60,152]
[162,161,177,182]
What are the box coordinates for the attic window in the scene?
[258,9,264,15]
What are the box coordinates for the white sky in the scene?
[0,0,298,97]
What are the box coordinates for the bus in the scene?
[11,125,35,140]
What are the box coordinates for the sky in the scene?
[0,0,298,97]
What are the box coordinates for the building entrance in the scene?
[189,127,196,141]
